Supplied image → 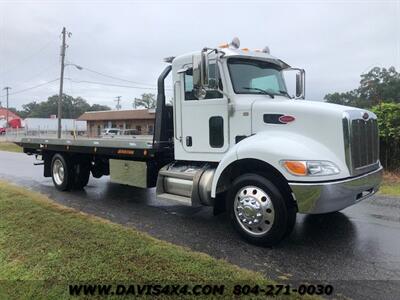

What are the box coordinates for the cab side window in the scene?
[184,68,197,100]
[184,64,223,101]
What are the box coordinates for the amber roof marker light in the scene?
[218,37,240,49]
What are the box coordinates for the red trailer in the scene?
[8,118,22,129]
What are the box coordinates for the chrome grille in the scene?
[343,111,379,175]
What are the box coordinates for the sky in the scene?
[0,0,399,110]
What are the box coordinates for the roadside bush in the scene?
[371,102,400,172]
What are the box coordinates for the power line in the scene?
[1,78,59,97]
[0,76,169,99]
[11,63,58,87]
[66,61,159,87]
[67,79,171,90]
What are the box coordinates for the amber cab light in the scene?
[283,161,307,176]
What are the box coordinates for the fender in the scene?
[210,144,239,198]
[211,131,349,198]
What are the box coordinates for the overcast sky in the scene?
[0,0,399,110]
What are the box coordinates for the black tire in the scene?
[263,178,297,239]
[71,161,90,190]
[51,154,72,191]
[91,168,103,179]
[227,174,296,246]
[283,196,297,238]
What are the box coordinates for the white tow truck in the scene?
[19,38,383,246]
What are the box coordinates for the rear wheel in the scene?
[227,174,296,246]
[51,154,72,191]
[71,161,90,189]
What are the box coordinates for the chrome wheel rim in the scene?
[234,185,275,236]
[52,159,65,186]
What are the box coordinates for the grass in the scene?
[0,141,22,153]
[380,172,400,197]
[0,181,311,299]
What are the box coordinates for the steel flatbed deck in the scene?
[18,136,162,160]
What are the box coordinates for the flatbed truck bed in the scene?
[18,133,175,191]
[18,136,163,161]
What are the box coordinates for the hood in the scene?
[249,98,373,171]
[251,97,372,135]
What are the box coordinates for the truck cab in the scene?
[156,38,382,245]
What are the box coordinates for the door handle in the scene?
[186,136,192,147]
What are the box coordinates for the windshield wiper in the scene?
[278,90,292,99]
[242,87,274,98]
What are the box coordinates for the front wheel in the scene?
[227,174,296,246]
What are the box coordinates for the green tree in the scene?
[325,66,400,109]
[88,104,111,111]
[17,94,111,119]
[359,67,400,106]
[324,90,360,107]
[134,93,156,109]
[19,102,40,118]
[371,102,400,171]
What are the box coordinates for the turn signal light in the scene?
[283,161,307,176]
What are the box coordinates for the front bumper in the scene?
[289,166,383,214]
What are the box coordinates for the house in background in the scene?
[0,107,22,131]
[78,109,156,137]
[0,107,21,122]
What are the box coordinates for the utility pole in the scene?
[132,98,137,109]
[3,87,11,128]
[58,27,70,139]
[115,96,122,110]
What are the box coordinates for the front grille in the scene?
[343,111,379,175]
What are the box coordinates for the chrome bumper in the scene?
[289,166,383,214]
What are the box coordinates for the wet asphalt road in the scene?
[0,151,399,299]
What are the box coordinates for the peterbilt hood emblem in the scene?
[362,112,369,120]
[264,114,296,124]
[279,115,296,124]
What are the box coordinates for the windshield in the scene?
[228,58,287,96]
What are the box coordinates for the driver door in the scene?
[180,66,229,155]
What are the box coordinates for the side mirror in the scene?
[283,68,305,99]
[295,69,305,99]
[200,50,209,87]
[295,73,302,97]
[192,49,211,99]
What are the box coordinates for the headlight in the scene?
[281,160,340,176]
